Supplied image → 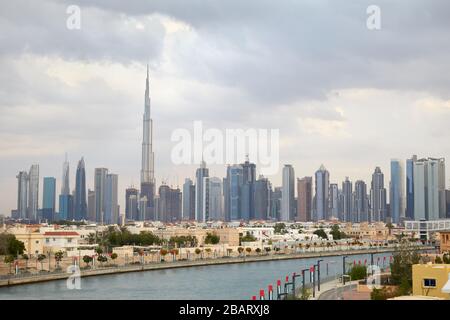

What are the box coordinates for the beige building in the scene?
[438,230,450,254]
[342,222,391,241]
[8,227,44,256]
[152,227,239,246]
[412,264,450,300]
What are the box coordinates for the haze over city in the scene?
[1,0,450,215]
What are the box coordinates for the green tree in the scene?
[274,223,286,234]
[97,255,108,266]
[240,232,257,243]
[82,255,93,268]
[205,233,220,245]
[194,248,202,259]
[298,287,311,300]
[4,255,14,274]
[313,228,328,240]
[349,265,367,280]
[330,225,346,240]
[0,234,25,257]
[22,253,29,271]
[255,248,261,255]
[110,253,118,265]
[245,247,252,255]
[54,251,64,269]
[389,240,420,295]
[37,254,46,271]
[371,287,396,300]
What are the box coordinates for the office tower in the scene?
[74,157,87,221]
[446,189,450,218]
[413,157,445,221]
[406,155,417,220]
[195,161,209,222]
[370,167,387,222]
[281,165,295,221]
[87,189,95,222]
[42,177,56,221]
[104,173,119,224]
[94,168,108,224]
[140,65,156,220]
[342,177,353,222]
[314,164,329,221]
[138,197,148,221]
[241,158,256,220]
[390,159,405,224]
[61,154,70,196]
[354,180,369,222]
[158,185,182,222]
[297,177,312,222]
[27,164,39,221]
[128,195,139,221]
[254,176,270,220]
[125,187,139,220]
[270,187,282,221]
[58,194,73,221]
[16,171,28,219]
[182,178,195,220]
[224,164,243,221]
[329,183,339,220]
[203,177,223,221]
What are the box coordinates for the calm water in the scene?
[0,252,393,300]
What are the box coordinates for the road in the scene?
[318,284,357,300]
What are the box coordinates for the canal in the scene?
[0,252,393,300]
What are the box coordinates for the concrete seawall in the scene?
[0,246,433,288]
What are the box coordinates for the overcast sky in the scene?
[1,0,450,215]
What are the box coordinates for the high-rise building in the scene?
[224,165,243,221]
[87,189,96,222]
[195,161,209,222]
[203,177,223,221]
[241,158,256,220]
[329,183,339,220]
[314,164,329,221]
[370,167,387,222]
[406,155,417,220]
[446,189,450,218]
[390,159,405,224]
[140,65,156,220]
[342,177,353,222]
[254,176,270,221]
[104,173,119,225]
[61,154,70,196]
[58,194,73,221]
[354,180,369,222]
[281,165,295,221]
[42,177,56,222]
[413,157,445,221]
[270,187,282,221]
[27,164,39,221]
[125,187,139,220]
[157,185,182,222]
[16,171,28,219]
[94,168,108,224]
[297,177,312,222]
[182,178,195,220]
[74,157,87,221]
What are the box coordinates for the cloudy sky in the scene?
[1,0,450,215]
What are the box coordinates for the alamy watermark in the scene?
[366,5,381,30]
[66,5,81,30]
[171,121,280,175]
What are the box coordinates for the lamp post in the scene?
[301,268,309,297]
[317,259,323,291]
[342,255,348,284]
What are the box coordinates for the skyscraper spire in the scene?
[140,64,156,219]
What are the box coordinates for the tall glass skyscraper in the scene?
[406,155,417,220]
[195,161,209,222]
[370,167,387,222]
[297,177,312,222]
[390,159,405,224]
[354,180,369,222]
[27,164,39,221]
[281,164,295,221]
[314,164,329,221]
[224,164,243,221]
[104,173,119,225]
[16,171,28,219]
[94,168,108,224]
[182,178,195,221]
[342,177,353,222]
[42,177,56,221]
[74,157,87,221]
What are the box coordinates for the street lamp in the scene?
[342,255,348,284]
[301,268,309,297]
[317,259,324,291]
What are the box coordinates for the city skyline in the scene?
[2,1,450,216]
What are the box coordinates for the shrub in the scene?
[349,265,367,281]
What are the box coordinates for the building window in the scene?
[36,240,39,244]
[423,278,436,288]
[67,239,72,243]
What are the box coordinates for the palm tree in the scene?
[194,248,202,259]
[37,254,46,271]
[245,247,252,256]
[205,248,212,258]
[22,254,29,272]
[110,253,118,266]
[54,251,64,270]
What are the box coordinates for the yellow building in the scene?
[412,264,450,300]
[7,227,44,256]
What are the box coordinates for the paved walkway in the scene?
[312,279,360,300]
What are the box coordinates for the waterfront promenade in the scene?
[0,245,433,288]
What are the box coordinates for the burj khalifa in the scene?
[140,65,155,220]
